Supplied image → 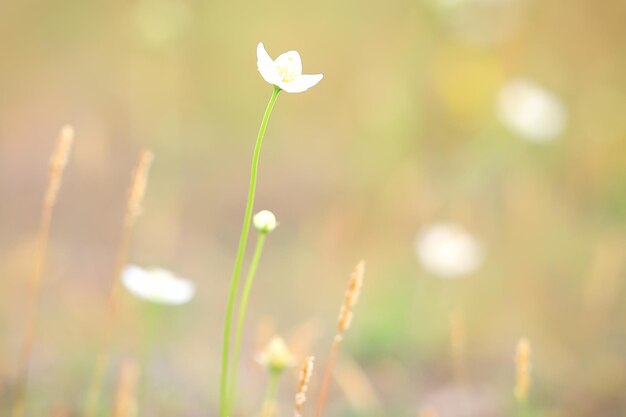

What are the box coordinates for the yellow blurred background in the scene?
[1,0,625,416]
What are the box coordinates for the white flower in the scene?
[253,210,278,234]
[415,223,484,278]
[257,336,295,374]
[256,43,323,93]
[497,79,567,142]
[121,264,195,305]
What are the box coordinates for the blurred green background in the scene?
[1,0,626,416]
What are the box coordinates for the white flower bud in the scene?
[253,210,278,234]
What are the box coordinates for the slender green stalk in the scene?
[219,86,281,417]
[516,399,531,417]
[227,233,267,414]
[259,373,280,417]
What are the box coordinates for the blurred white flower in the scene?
[257,336,295,374]
[256,43,323,93]
[122,265,195,305]
[415,223,484,278]
[253,210,278,234]
[497,79,567,142]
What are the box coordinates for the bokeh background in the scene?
[1,0,626,416]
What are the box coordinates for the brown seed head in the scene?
[337,260,365,339]
[294,356,315,417]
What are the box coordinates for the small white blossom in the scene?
[253,210,278,234]
[122,264,195,305]
[256,42,323,93]
[497,79,566,142]
[257,336,295,374]
[415,223,484,278]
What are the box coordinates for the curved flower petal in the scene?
[154,272,195,305]
[273,50,303,78]
[122,265,149,288]
[278,73,323,93]
[257,42,279,84]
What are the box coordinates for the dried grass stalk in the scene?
[315,260,365,417]
[84,150,153,417]
[514,337,531,402]
[124,151,154,227]
[13,125,74,417]
[111,359,140,417]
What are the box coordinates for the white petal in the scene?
[278,73,323,93]
[257,42,280,85]
[122,265,152,299]
[158,275,195,305]
[273,51,302,76]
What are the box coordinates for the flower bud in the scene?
[257,336,294,374]
[253,210,278,234]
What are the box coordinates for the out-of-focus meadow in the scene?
[1,0,626,416]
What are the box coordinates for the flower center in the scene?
[275,56,299,83]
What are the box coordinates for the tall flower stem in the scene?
[227,233,267,414]
[219,86,281,417]
[259,373,280,417]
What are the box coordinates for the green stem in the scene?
[227,233,267,414]
[219,86,280,417]
[260,373,280,417]
[517,399,531,417]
